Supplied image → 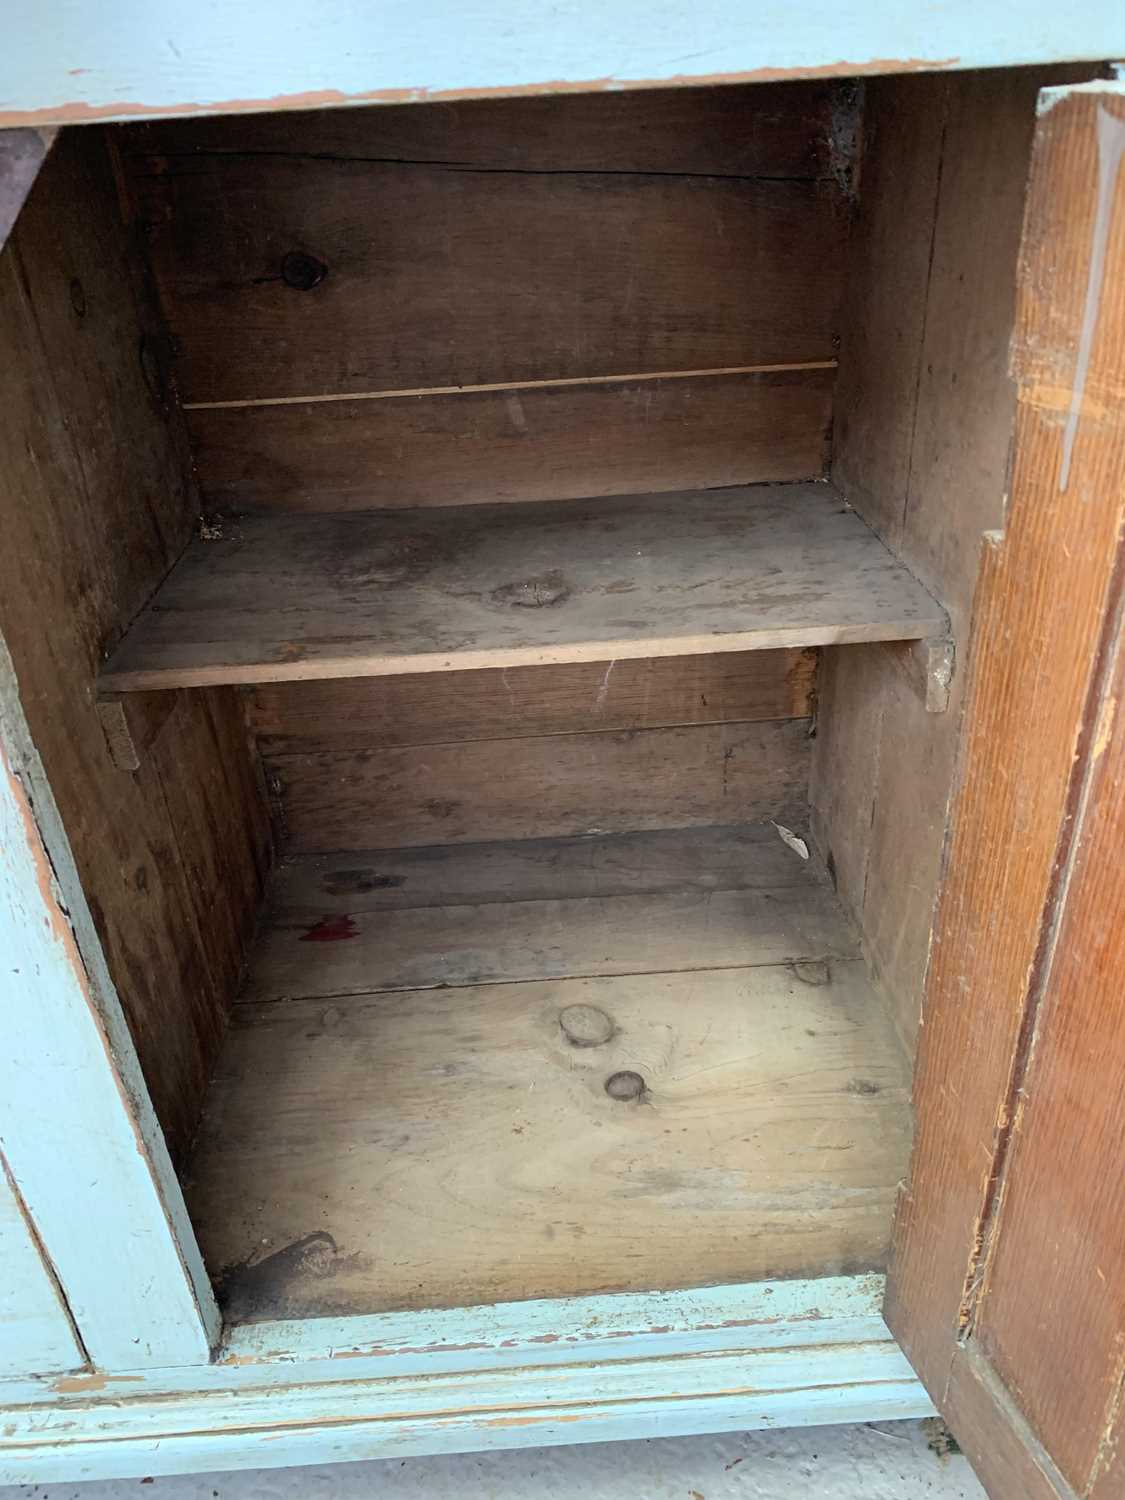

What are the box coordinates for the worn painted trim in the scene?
[0,639,218,1369]
[220,1274,895,1375]
[0,1276,932,1483]
[0,1150,82,1378]
[0,1274,896,1402]
[2,1,1124,127]
[0,1378,934,1485]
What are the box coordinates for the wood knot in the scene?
[605,1070,646,1102]
[559,1004,615,1048]
[281,250,328,291]
[491,569,570,609]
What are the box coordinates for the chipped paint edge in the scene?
[0,1275,933,1483]
[0,1273,895,1400]
[1038,77,1125,114]
[1,56,961,128]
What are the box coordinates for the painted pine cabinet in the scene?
[0,11,1123,1496]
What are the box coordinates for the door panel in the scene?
[0,1152,82,1377]
[888,82,1125,1499]
[973,630,1125,1488]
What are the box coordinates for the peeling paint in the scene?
[0,56,960,129]
[51,1371,144,1394]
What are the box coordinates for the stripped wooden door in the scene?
[888,81,1125,1499]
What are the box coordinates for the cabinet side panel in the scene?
[812,67,1087,1050]
[0,129,270,1164]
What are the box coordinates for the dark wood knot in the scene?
[605,1070,646,1102]
[282,251,328,291]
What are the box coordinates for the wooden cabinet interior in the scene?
[0,71,1050,1326]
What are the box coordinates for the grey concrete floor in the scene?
[3,1419,986,1498]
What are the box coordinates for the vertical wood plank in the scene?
[831,74,948,548]
[969,597,1125,1487]
[815,67,1094,1051]
[886,87,1125,1464]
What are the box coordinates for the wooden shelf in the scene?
[184,824,912,1322]
[101,484,945,691]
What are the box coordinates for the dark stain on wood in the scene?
[321,868,406,895]
[491,570,571,609]
[215,1231,361,1322]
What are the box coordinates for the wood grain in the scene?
[886,87,1125,1469]
[101,485,945,692]
[250,649,815,754]
[187,878,910,1317]
[814,68,1081,1051]
[245,829,853,1000]
[131,153,847,405]
[124,82,851,179]
[0,130,269,1162]
[268,824,826,912]
[831,73,948,548]
[942,1349,1078,1500]
[270,719,811,852]
[971,531,1125,1485]
[186,368,833,512]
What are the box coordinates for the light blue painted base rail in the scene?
[0,1275,933,1483]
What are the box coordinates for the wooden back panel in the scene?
[114,85,840,852]
[0,131,271,1164]
[120,82,851,512]
[254,651,816,853]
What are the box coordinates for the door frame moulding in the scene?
[0,1274,933,1483]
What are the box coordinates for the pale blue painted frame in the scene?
[0,640,218,1369]
[1,0,1124,127]
[0,1152,82,1377]
[9,12,1091,1470]
[0,1274,933,1482]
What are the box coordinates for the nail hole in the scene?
[281,251,328,291]
[605,1070,646,1102]
[559,1004,615,1048]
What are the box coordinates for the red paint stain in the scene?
[299,914,359,942]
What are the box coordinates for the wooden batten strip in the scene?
[183,361,838,412]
